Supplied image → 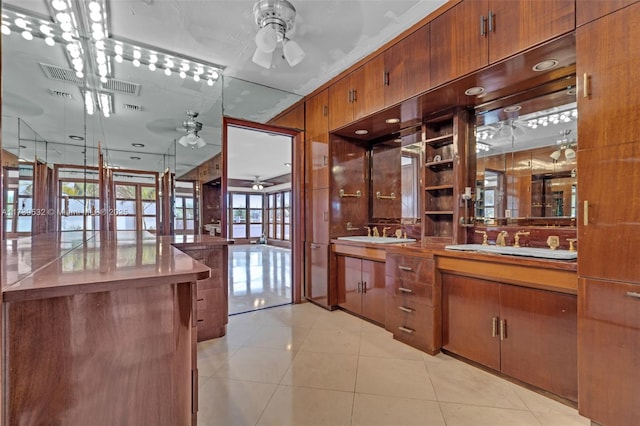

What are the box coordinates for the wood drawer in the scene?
[386,254,434,284]
[385,300,435,353]
[386,277,433,306]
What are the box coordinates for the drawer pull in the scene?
[398,326,414,334]
[398,265,413,272]
[398,306,414,313]
[500,319,507,341]
[626,291,640,299]
[398,287,413,294]
[492,317,498,337]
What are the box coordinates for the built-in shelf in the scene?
[425,158,454,170]
[425,133,454,147]
[425,184,454,191]
[425,210,454,215]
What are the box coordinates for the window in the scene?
[114,182,157,232]
[3,167,34,235]
[265,190,291,242]
[228,193,264,239]
[57,166,100,232]
[175,181,197,234]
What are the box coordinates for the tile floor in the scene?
[228,245,292,314]
[197,302,589,426]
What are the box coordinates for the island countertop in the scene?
[0,232,234,303]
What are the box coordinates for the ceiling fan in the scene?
[251,176,274,190]
[177,111,206,149]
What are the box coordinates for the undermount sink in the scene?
[337,236,417,244]
[445,244,577,260]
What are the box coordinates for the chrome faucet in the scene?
[382,226,391,237]
[496,231,508,247]
[513,231,530,248]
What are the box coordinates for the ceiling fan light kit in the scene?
[252,0,305,69]
[178,111,206,149]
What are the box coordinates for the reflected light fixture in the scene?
[252,0,305,69]
[178,111,206,149]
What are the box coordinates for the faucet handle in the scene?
[546,235,560,250]
[566,238,577,252]
[382,226,391,237]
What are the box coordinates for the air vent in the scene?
[123,103,143,111]
[49,89,74,100]
[101,78,141,96]
[40,63,84,85]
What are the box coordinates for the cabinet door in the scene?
[306,242,330,308]
[442,274,501,370]
[307,133,329,190]
[578,143,640,283]
[361,260,386,325]
[576,0,638,26]
[328,75,354,131]
[384,24,430,107]
[430,0,488,87]
[488,0,575,64]
[337,255,363,314]
[499,285,577,401]
[306,188,329,244]
[578,278,640,425]
[305,89,328,140]
[352,54,385,121]
[577,3,640,150]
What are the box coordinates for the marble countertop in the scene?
[1,232,232,303]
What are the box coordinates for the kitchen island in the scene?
[1,231,230,426]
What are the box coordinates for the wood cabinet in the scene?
[336,255,386,325]
[268,103,305,130]
[306,90,329,190]
[328,55,385,131]
[578,278,640,426]
[576,0,638,26]
[305,242,331,308]
[383,24,431,107]
[385,251,439,354]
[576,5,640,425]
[442,274,578,401]
[423,109,471,244]
[430,0,574,87]
[178,245,229,341]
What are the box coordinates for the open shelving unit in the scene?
[422,109,472,244]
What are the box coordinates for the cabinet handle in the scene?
[398,265,413,272]
[583,73,591,98]
[492,317,498,337]
[583,200,589,226]
[480,15,487,36]
[357,281,362,293]
[488,11,495,32]
[398,287,413,294]
[627,291,640,299]
[398,326,414,334]
[323,105,328,116]
[500,319,507,340]
[352,89,357,102]
[383,71,390,86]
[323,211,328,222]
[363,281,367,293]
[398,306,414,313]
[323,154,328,166]
[310,244,318,249]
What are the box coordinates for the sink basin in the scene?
[445,244,577,260]
[337,236,417,244]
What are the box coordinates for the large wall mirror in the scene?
[1,3,300,239]
[474,81,577,226]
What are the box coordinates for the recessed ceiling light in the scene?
[131,143,145,148]
[354,129,368,135]
[284,162,291,167]
[385,118,400,124]
[464,86,485,96]
[130,156,141,160]
[503,105,522,113]
[69,135,84,141]
[532,59,559,72]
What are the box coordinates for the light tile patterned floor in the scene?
[197,303,589,426]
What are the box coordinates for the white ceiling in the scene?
[2,0,448,177]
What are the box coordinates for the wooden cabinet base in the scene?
[3,283,197,425]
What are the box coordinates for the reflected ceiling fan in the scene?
[177,111,206,149]
[250,176,274,190]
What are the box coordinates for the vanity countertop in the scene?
[1,232,221,303]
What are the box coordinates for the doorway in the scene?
[222,117,302,314]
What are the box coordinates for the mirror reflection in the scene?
[474,88,577,224]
